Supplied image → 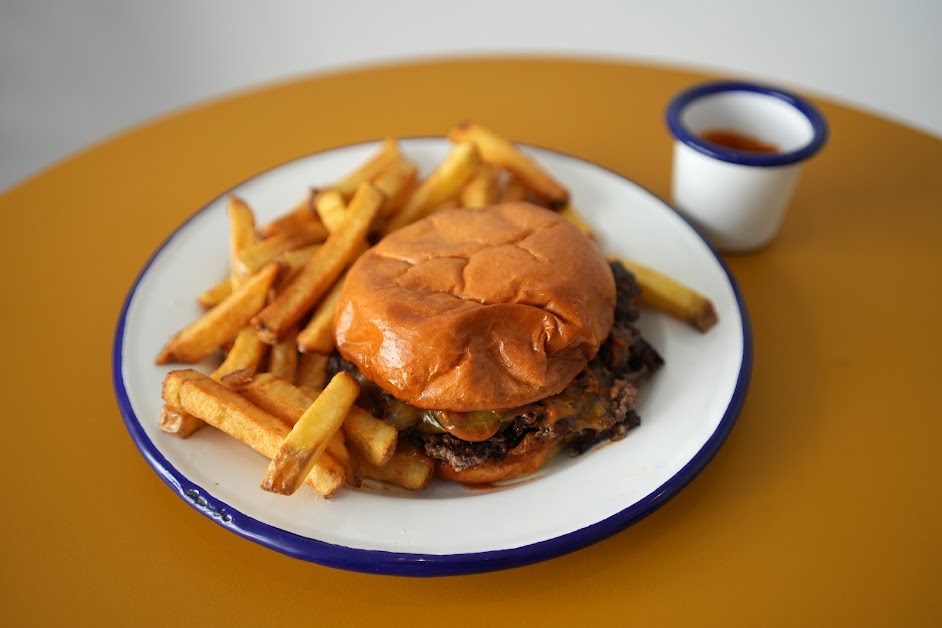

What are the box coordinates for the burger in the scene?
[331,202,663,484]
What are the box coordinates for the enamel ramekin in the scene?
[666,80,828,251]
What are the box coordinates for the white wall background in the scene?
[1,0,939,193]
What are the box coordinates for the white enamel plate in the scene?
[113,138,752,576]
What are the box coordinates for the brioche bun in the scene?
[434,435,563,484]
[333,202,616,412]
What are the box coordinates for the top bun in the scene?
[333,202,616,411]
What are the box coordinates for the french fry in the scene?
[460,163,500,208]
[217,367,255,389]
[160,328,270,438]
[343,406,397,467]
[239,372,359,486]
[227,195,258,289]
[196,203,320,310]
[613,257,719,332]
[267,325,300,382]
[196,277,232,310]
[159,405,202,438]
[161,368,205,410]
[261,372,360,495]
[237,221,327,274]
[429,198,460,213]
[381,141,480,233]
[332,137,400,198]
[326,427,358,487]
[238,373,317,424]
[314,188,348,233]
[273,244,320,288]
[296,274,345,353]
[448,121,569,208]
[499,173,529,203]
[359,441,434,490]
[156,261,281,364]
[214,326,269,377]
[296,351,330,390]
[257,189,320,239]
[372,156,418,218]
[324,426,358,488]
[163,370,346,497]
[188,197,256,310]
[559,204,595,239]
[253,182,383,343]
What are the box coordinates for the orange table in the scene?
[3,57,940,625]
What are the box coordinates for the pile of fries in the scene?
[156,120,718,500]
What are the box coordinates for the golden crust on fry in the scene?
[256,190,321,239]
[260,371,359,495]
[613,257,718,332]
[343,406,397,467]
[156,262,281,364]
[253,182,383,343]
[381,141,480,233]
[332,137,400,199]
[448,121,569,208]
[227,195,258,289]
[296,274,346,353]
[359,441,434,490]
[163,370,346,497]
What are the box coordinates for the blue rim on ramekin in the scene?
[666,80,829,167]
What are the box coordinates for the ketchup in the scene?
[699,128,779,154]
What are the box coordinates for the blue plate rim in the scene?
[111,137,753,577]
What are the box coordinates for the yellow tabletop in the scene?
[3,57,940,625]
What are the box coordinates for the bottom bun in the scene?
[434,435,563,485]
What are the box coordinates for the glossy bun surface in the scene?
[334,202,615,411]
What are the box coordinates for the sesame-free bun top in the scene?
[333,202,616,412]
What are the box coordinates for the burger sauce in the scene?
[699,128,779,154]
